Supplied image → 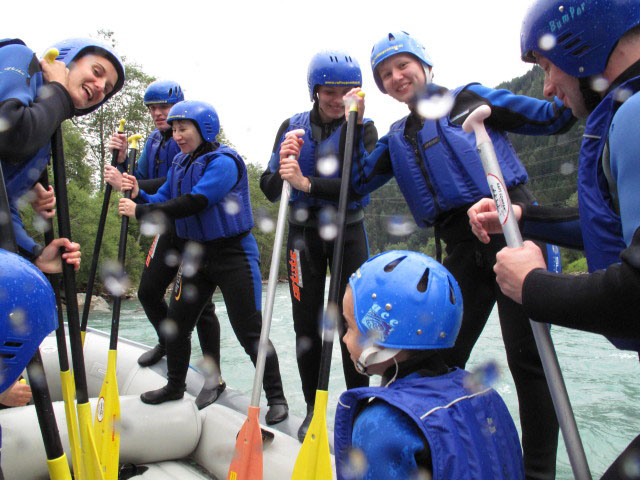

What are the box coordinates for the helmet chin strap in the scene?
[356,346,401,376]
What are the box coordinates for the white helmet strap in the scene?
[356,346,401,376]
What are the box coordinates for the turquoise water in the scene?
[88,282,639,479]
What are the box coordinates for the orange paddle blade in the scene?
[227,406,263,480]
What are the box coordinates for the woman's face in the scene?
[171,119,203,154]
[316,85,352,123]
[67,54,118,110]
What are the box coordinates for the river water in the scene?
[88,282,639,479]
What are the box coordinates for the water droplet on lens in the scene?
[27,363,46,389]
[163,250,181,268]
[560,162,574,176]
[32,215,50,234]
[386,215,416,236]
[464,360,500,393]
[590,76,609,93]
[0,116,11,133]
[615,87,633,103]
[182,283,198,302]
[100,260,130,298]
[140,211,168,237]
[293,207,309,223]
[339,448,368,478]
[255,209,275,233]
[223,197,240,216]
[539,33,557,51]
[9,308,28,335]
[297,336,312,356]
[181,242,204,278]
[622,449,640,478]
[28,168,40,181]
[317,155,339,176]
[160,318,178,341]
[416,90,454,120]
[318,207,337,241]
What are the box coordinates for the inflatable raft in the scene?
[0,327,336,479]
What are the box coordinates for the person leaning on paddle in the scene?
[468,0,640,475]
[0,37,125,272]
[118,100,290,424]
[104,80,225,409]
[334,250,524,480]
[259,50,378,442]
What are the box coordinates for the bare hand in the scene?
[0,380,32,407]
[40,58,69,89]
[118,198,137,218]
[34,238,81,274]
[279,135,303,163]
[120,173,139,198]
[279,156,310,192]
[494,241,546,304]
[107,132,128,164]
[30,183,56,219]
[343,87,365,124]
[104,165,124,191]
[468,198,522,244]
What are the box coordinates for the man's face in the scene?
[537,54,589,118]
[148,104,173,131]
[377,53,427,105]
[67,54,118,110]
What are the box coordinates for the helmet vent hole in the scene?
[417,268,429,293]
[556,32,573,44]
[562,38,581,51]
[571,44,592,57]
[3,342,22,348]
[383,256,406,272]
[388,33,396,41]
[448,278,456,304]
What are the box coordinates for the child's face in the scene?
[67,54,118,110]
[342,287,364,367]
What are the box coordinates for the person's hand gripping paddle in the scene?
[292,91,364,480]
[463,105,592,480]
[81,118,126,346]
[93,133,142,480]
[227,128,305,480]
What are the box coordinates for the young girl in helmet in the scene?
[105,80,223,409]
[118,100,289,424]
[0,37,125,271]
[335,250,524,480]
[260,50,378,441]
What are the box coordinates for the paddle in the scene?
[0,159,72,479]
[463,105,592,480]
[227,128,306,480]
[81,119,126,346]
[39,168,83,480]
[51,121,105,480]
[292,92,364,480]
[94,133,142,480]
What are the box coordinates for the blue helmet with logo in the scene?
[349,250,462,351]
[144,80,184,106]
[167,100,220,142]
[45,37,126,115]
[307,51,362,102]
[521,0,640,77]
[0,249,57,393]
[370,31,433,93]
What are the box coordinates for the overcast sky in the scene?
[4,0,535,168]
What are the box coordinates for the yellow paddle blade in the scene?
[60,369,83,480]
[77,402,105,480]
[46,453,72,480]
[227,406,263,480]
[94,349,120,480]
[81,330,86,347]
[292,390,332,480]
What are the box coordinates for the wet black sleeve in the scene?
[519,203,584,249]
[522,226,640,339]
[135,193,208,221]
[138,177,166,195]
[260,119,290,202]
[0,82,74,163]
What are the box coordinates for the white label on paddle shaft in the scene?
[97,396,105,422]
[487,173,510,226]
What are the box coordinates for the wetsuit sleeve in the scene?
[352,401,431,479]
[0,83,74,163]
[138,177,166,195]
[519,204,584,249]
[450,84,576,136]
[522,225,640,340]
[609,91,640,246]
[350,133,395,196]
[260,119,290,202]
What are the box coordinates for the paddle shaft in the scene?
[108,146,138,350]
[465,106,592,480]
[81,121,126,335]
[51,126,91,404]
[317,107,358,390]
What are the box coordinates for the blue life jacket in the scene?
[578,76,640,352]
[138,130,180,180]
[279,111,370,210]
[388,85,527,227]
[334,368,524,480]
[169,145,253,241]
[0,39,49,256]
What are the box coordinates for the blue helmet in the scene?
[307,51,362,102]
[521,0,640,77]
[0,249,57,393]
[45,37,126,115]
[370,31,433,93]
[167,100,220,142]
[144,80,184,106]
[349,250,462,351]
